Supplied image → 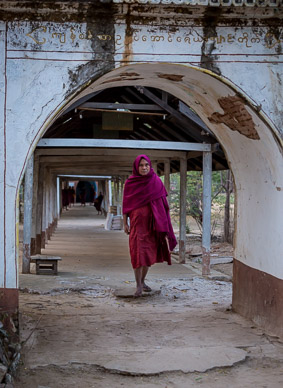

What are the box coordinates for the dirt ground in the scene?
[15,206,283,388]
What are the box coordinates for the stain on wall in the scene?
[209,96,260,140]
[200,7,222,76]
[67,4,116,95]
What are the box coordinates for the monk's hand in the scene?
[124,224,130,235]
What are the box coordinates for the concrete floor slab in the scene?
[102,346,247,374]
[16,205,283,387]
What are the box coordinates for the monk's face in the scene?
[138,158,150,176]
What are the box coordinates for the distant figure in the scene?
[80,185,86,207]
[94,192,104,215]
[90,185,96,205]
[71,187,76,206]
[62,187,69,211]
[68,186,75,207]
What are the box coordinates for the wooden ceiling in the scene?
[43,86,228,175]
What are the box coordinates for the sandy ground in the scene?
[15,205,283,387]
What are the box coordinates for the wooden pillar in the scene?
[45,169,51,241]
[164,160,170,203]
[179,158,187,264]
[202,151,212,276]
[108,180,112,206]
[41,167,47,248]
[35,164,44,253]
[51,174,57,235]
[56,176,60,218]
[104,179,109,213]
[22,155,34,274]
[114,179,118,206]
[101,180,106,213]
[117,178,121,215]
[152,162,158,175]
[30,155,39,255]
[46,171,52,241]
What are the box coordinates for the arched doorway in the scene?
[14,63,283,338]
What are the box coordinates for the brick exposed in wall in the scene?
[208,96,260,140]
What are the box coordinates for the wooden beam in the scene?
[135,87,213,143]
[79,107,166,116]
[37,139,211,152]
[79,102,164,111]
[36,148,188,159]
[39,155,136,162]
[179,101,212,135]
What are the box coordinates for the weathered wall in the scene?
[0,2,282,335]
[0,22,5,292]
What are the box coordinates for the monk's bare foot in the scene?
[134,287,143,297]
[142,284,152,292]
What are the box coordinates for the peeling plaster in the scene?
[157,73,184,82]
[209,96,260,140]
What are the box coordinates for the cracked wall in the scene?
[0,3,282,311]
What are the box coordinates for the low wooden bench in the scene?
[31,255,62,275]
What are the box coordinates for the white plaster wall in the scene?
[0,22,6,288]
[218,62,283,131]
[114,23,283,133]
[3,23,93,288]
[1,19,283,289]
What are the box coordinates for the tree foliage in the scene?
[169,170,234,240]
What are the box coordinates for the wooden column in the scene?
[164,160,170,203]
[22,155,34,274]
[114,179,118,206]
[56,177,60,218]
[109,179,112,206]
[179,157,187,264]
[104,179,109,213]
[51,174,57,235]
[46,171,52,241]
[35,164,44,253]
[46,169,52,241]
[117,178,121,216]
[30,155,39,255]
[41,167,47,248]
[101,180,106,213]
[202,151,212,276]
[152,162,158,175]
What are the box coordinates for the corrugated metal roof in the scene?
[112,0,282,6]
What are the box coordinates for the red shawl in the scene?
[123,154,177,251]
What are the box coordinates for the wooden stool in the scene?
[31,255,62,275]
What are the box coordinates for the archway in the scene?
[18,63,283,337]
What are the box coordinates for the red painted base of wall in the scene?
[0,288,19,338]
[36,234,41,253]
[233,259,283,339]
[41,231,46,248]
[0,288,19,314]
[31,237,36,255]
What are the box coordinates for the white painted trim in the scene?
[59,175,112,179]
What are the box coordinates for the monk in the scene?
[94,192,104,215]
[123,154,177,297]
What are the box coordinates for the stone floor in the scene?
[15,205,283,387]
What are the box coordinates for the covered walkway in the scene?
[20,204,194,292]
[16,206,283,387]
